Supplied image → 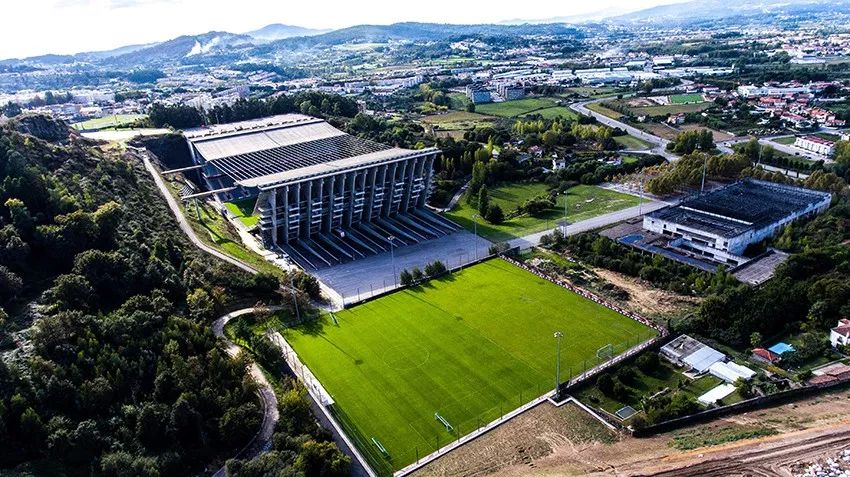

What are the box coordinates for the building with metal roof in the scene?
[643,180,831,267]
[184,114,456,270]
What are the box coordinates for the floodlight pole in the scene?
[554,331,563,396]
[472,214,479,259]
[562,191,568,235]
[388,235,397,286]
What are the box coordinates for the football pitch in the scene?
[284,259,656,473]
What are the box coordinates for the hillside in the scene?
[244,23,329,41]
[0,116,347,475]
[611,0,850,24]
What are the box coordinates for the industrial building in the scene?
[643,180,831,266]
[184,114,458,270]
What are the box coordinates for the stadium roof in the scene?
[185,114,435,188]
[649,180,831,238]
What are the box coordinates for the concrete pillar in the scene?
[385,162,398,217]
[282,185,290,243]
[305,180,313,239]
[269,190,278,246]
[364,166,377,222]
[295,182,302,239]
[421,154,435,207]
[345,171,357,227]
[325,175,336,232]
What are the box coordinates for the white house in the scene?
[830,319,850,348]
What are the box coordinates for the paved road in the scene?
[507,199,669,250]
[137,148,258,275]
[570,99,679,161]
[211,308,281,477]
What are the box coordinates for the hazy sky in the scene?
[1,0,686,59]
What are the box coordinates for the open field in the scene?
[445,183,643,242]
[224,198,259,227]
[533,106,579,120]
[413,387,850,477]
[475,97,565,118]
[630,102,714,116]
[773,136,797,145]
[284,259,656,473]
[72,114,147,130]
[670,94,705,104]
[614,134,652,150]
[635,122,682,140]
[678,124,737,142]
[420,111,497,136]
[587,102,624,120]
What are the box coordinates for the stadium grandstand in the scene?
[643,179,831,266]
[183,114,458,269]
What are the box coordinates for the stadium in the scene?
[183,114,458,270]
[643,179,831,266]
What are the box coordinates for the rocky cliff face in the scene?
[9,114,78,143]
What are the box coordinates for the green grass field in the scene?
[284,259,655,473]
[533,106,579,120]
[475,97,562,118]
[72,114,147,130]
[587,101,624,120]
[224,198,259,227]
[630,102,713,116]
[614,134,652,150]
[772,136,797,145]
[669,94,705,104]
[445,183,643,242]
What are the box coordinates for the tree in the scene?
[411,267,424,282]
[0,265,23,303]
[44,274,94,312]
[635,353,660,374]
[424,260,447,277]
[477,186,490,216]
[750,331,762,349]
[485,203,505,224]
[399,269,413,286]
[466,102,476,113]
[187,288,215,321]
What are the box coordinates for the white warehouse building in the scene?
[643,180,831,266]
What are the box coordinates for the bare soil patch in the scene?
[593,268,700,318]
[411,402,617,477]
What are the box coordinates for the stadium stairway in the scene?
[281,211,462,270]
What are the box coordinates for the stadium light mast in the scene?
[388,235,397,286]
[471,214,480,259]
[554,331,563,396]
[562,190,568,236]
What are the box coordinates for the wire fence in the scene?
[338,251,500,307]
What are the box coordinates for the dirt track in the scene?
[626,424,850,477]
[414,391,850,477]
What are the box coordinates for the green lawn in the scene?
[814,132,841,142]
[614,134,652,150]
[534,106,579,120]
[631,102,713,116]
[772,136,797,145]
[445,183,643,242]
[72,114,147,130]
[224,198,259,227]
[475,97,560,117]
[669,94,705,104]
[284,259,656,473]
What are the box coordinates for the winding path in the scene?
[211,308,281,477]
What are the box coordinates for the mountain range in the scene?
[3,0,849,67]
